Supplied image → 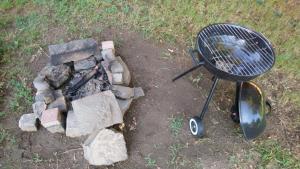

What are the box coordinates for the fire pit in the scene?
[18,39,145,166]
[173,23,275,139]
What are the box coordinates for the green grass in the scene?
[168,143,184,166]
[169,116,184,136]
[9,79,33,112]
[256,140,300,169]
[144,154,157,168]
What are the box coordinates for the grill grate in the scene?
[198,24,275,77]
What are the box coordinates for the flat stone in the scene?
[49,39,97,65]
[112,85,134,99]
[32,101,47,119]
[53,89,63,99]
[48,96,67,112]
[33,76,50,91]
[134,87,145,99]
[41,108,64,133]
[116,56,131,86]
[18,113,37,132]
[101,41,114,50]
[40,64,71,88]
[110,60,123,73]
[66,111,85,137]
[102,49,115,62]
[112,73,123,85]
[35,89,55,104]
[83,129,128,166]
[74,57,96,72]
[101,59,113,84]
[117,98,133,115]
[71,91,123,136]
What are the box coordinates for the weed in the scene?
[0,111,6,118]
[256,140,300,168]
[0,0,14,10]
[144,154,156,168]
[168,143,184,165]
[0,128,9,144]
[32,153,43,163]
[9,79,33,112]
[169,116,184,136]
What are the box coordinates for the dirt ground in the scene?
[2,29,275,169]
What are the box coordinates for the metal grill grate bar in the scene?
[222,25,269,73]
[229,25,274,65]
[218,25,266,74]
[201,29,250,75]
[207,26,255,75]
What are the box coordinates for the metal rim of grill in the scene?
[197,23,275,79]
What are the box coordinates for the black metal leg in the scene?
[199,76,219,119]
[172,61,205,82]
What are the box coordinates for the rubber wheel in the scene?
[230,105,240,123]
[189,117,204,137]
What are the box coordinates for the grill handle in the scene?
[189,49,203,65]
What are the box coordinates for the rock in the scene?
[112,85,134,99]
[116,56,131,86]
[32,101,47,119]
[49,39,97,65]
[66,111,85,137]
[74,57,96,72]
[40,65,71,88]
[40,108,64,133]
[35,89,55,104]
[110,60,123,73]
[101,41,114,51]
[112,73,123,85]
[18,113,37,132]
[117,98,133,115]
[53,89,63,99]
[48,96,67,112]
[71,91,123,136]
[133,87,145,99]
[101,59,113,84]
[33,76,50,91]
[102,49,115,62]
[83,129,128,166]
[94,54,103,62]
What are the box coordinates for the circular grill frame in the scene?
[196,23,275,82]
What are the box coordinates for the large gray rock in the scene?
[117,98,133,115]
[101,49,115,62]
[66,111,85,137]
[110,60,123,73]
[71,91,123,136]
[32,101,47,119]
[35,89,55,104]
[134,87,145,99]
[112,85,134,99]
[49,39,97,65]
[40,108,64,133]
[48,96,67,112]
[33,76,50,91]
[112,73,123,85]
[74,57,96,72]
[40,64,71,88]
[83,129,128,166]
[18,113,37,132]
[116,56,131,86]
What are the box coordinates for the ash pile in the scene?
[18,39,144,166]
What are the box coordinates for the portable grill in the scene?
[173,23,275,139]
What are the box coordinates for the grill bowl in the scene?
[197,23,275,81]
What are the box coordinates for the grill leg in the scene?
[199,76,219,119]
[172,61,205,82]
[231,82,242,123]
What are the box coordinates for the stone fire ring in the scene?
[18,39,145,166]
